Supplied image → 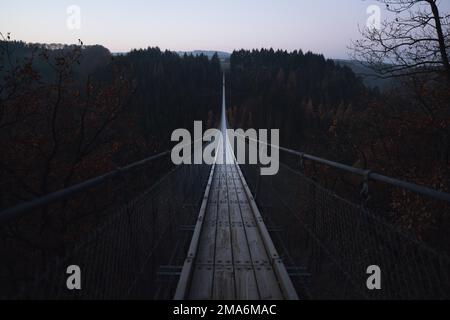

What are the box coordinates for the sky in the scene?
[1,0,449,59]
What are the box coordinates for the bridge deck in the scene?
[192,164,281,299]
[175,160,298,300]
[174,75,297,300]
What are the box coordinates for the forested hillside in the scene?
[0,40,221,210]
[108,48,222,145]
[1,39,449,251]
[226,48,450,251]
[227,49,376,155]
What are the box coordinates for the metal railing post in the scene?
[360,170,372,208]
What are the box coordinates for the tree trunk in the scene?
[428,0,450,81]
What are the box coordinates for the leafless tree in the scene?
[351,0,450,80]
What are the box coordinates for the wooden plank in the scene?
[227,164,261,300]
[229,165,253,264]
[232,223,260,300]
[227,177,243,223]
[213,265,235,300]
[189,265,214,300]
[230,223,252,265]
[174,164,216,300]
[178,78,298,300]
[196,221,217,265]
[213,165,237,299]
[237,210,282,300]
[231,163,287,300]
[208,175,220,203]
[216,173,229,223]
[234,266,259,300]
[215,221,233,265]
[234,163,299,300]
[189,171,220,299]
[253,266,283,300]
[234,170,269,267]
[243,225,271,266]
[214,166,232,265]
[196,169,220,262]
[235,188,256,224]
[273,258,300,300]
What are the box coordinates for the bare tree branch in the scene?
[350,0,450,80]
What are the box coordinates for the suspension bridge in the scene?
[174,77,298,300]
[1,76,450,300]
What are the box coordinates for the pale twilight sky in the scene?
[1,0,449,59]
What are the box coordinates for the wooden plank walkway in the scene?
[175,160,298,300]
[174,75,298,300]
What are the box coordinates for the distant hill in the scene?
[177,50,231,60]
[172,53,393,90]
[0,41,111,80]
[111,49,393,90]
[334,59,395,91]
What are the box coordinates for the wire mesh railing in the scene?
[2,131,450,300]
[0,148,212,299]
[236,135,450,300]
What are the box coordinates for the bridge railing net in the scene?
[238,143,450,300]
[0,152,211,299]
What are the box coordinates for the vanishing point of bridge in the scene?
[1,76,450,300]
